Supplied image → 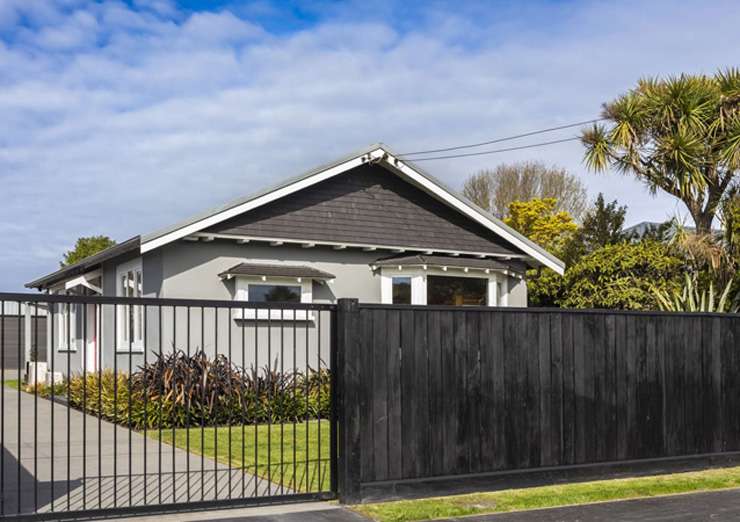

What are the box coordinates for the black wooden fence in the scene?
[336,300,740,503]
[0,314,47,371]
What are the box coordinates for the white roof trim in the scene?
[139,146,564,274]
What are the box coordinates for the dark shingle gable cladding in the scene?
[205,163,521,256]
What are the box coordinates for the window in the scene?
[427,275,487,306]
[392,277,411,304]
[248,284,301,303]
[117,259,144,351]
[56,299,83,351]
[234,277,313,320]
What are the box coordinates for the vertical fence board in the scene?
[592,314,607,463]
[561,313,576,465]
[604,314,618,461]
[427,311,444,476]
[386,310,403,480]
[400,309,415,479]
[479,310,494,468]
[371,310,389,481]
[453,311,469,473]
[503,313,519,468]
[491,311,507,470]
[466,312,482,473]
[440,311,456,474]
[684,317,703,455]
[413,311,430,478]
[538,314,552,467]
[359,309,375,483]
[549,313,564,466]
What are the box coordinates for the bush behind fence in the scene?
[29,349,330,429]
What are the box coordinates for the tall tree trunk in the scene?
[691,209,715,235]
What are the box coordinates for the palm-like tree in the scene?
[582,69,740,234]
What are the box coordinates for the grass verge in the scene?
[158,419,331,493]
[3,379,20,390]
[352,465,740,521]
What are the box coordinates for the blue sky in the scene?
[0,0,738,291]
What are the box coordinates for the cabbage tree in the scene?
[582,69,740,234]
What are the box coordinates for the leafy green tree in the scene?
[560,240,684,310]
[505,198,578,254]
[504,198,578,306]
[61,236,116,267]
[563,193,628,263]
[582,69,740,235]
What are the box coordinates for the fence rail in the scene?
[337,301,740,502]
[0,293,338,519]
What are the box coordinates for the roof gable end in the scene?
[140,145,565,274]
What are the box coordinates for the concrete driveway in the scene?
[1,386,279,515]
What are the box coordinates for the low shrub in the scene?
[65,350,330,430]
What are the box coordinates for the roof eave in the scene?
[25,236,141,290]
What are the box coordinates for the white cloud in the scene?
[0,0,738,290]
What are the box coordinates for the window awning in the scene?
[371,254,524,273]
[218,263,335,280]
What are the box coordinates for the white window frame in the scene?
[389,275,413,305]
[233,276,314,321]
[116,258,144,352]
[380,267,509,306]
[54,298,84,352]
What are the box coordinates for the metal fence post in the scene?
[336,298,362,504]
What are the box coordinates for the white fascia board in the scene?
[62,269,103,293]
[384,153,565,275]
[140,152,374,254]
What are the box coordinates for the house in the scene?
[26,144,564,375]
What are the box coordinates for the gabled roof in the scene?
[140,144,565,274]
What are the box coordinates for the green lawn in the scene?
[3,379,20,390]
[157,420,332,493]
[353,465,740,521]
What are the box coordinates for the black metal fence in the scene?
[336,301,740,503]
[0,293,338,519]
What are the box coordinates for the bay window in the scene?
[380,267,509,307]
[427,275,487,306]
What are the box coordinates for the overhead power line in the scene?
[405,136,582,162]
[399,117,605,157]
